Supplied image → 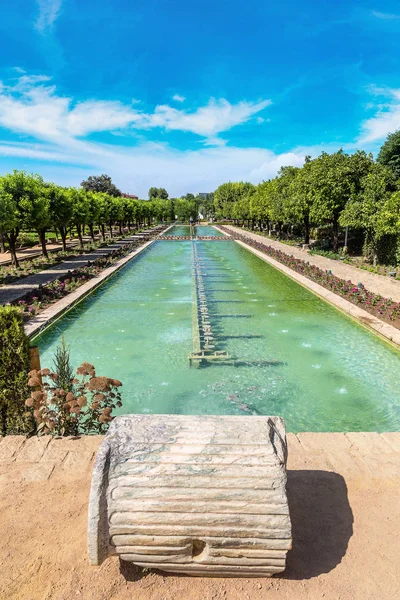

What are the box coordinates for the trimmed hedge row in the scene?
[0,306,31,435]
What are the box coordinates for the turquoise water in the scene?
[33,239,400,432]
[161,225,224,237]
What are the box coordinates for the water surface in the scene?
[33,239,400,432]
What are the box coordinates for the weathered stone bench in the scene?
[88,414,292,577]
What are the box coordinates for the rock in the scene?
[88,414,291,576]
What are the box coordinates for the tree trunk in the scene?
[0,230,5,254]
[101,224,106,242]
[109,222,113,238]
[59,227,68,252]
[89,224,95,242]
[304,215,310,245]
[76,225,84,249]
[38,229,48,259]
[119,221,123,235]
[6,230,19,267]
[332,217,339,252]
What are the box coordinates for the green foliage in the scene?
[53,337,74,393]
[214,145,400,261]
[81,174,121,197]
[377,129,400,181]
[0,306,31,435]
[148,187,169,200]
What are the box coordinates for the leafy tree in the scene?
[81,174,121,197]
[148,187,169,200]
[0,171,47,265]
[309,150,374,251]
[340,164,395,264]
[377,130,400,181]
[214,182,253,219]
[86,192,101,241]
[175,197,197,221]
[284,160,314,244]
[69,188,89,248]
[48,185,73,252]
[0,186,19,265]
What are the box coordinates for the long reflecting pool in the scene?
[161,225,225,237]
[33,238,400,432]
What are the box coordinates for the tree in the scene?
[0,186,19,265]
[284,161,314,244]
[48,185,73,252]
[377,130,400,181]
[81,174,121,197]
[86,192,101,241]
[69,188,89,248]
[0,171,48,265]
[340,164,395,264]
[309,150,374,251]
[250,181,272,232]
[214,182,254,219]
[148,187,169,200]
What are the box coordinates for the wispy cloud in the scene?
[172,94,186,102]
[371,10,400,21]
[359,87,400,143]
[0,74,272,145]
[0,72,298,195]
[35,0,63,34]
[144,98,272,139]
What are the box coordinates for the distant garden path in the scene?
[222,225,400,303]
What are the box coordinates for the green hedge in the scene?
[0,306,31,435]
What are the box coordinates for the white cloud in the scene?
[371,10,400,20]
[359,87,400,143]
[0,72,298,196]
[35,0,63,34]
[146,98,272,138]
[172,94,186,102]
[0,75,272,145]
[0,137,308,197]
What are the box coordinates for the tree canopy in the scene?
[81,174,121,197]
[377,130,400,181]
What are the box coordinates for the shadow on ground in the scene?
[284,470,353,579]
[119,469,353,582]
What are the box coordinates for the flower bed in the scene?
[8,229,166,322]
[219,226,400,330]
[0,233,142,285]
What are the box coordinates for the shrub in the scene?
[0,306,31,435]
[25,342,123,436]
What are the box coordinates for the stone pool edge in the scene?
[232,238,400,348]
[25,239,155,339]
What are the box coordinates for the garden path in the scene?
[222,225,400,303]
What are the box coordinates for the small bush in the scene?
[25,342,123,436]
[0,306,31,435]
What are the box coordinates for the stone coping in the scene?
[232,238,400,348]
[26,239,155,339]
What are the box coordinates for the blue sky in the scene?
[0,1,400,196]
